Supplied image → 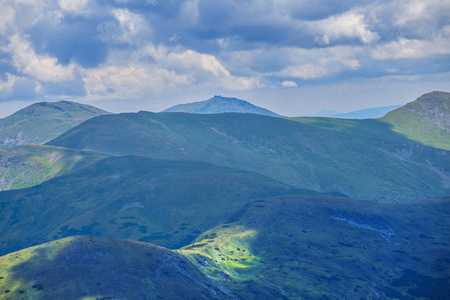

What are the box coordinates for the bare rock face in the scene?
[381,91,450,150]
[403,91,450,130]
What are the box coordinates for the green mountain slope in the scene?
[0,236,227,299]
[0,101,108,149]
[0,145,104,191]
[47,112,450,201]
[2,194,448,299]
[163,95,280,117]
[381,91,450,150]
[181,194,450,299]
[0,156,308,255]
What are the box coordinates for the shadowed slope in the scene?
[2,195,447,299]
[0,236,227,299]
[0,156,307,255]
[181,194,450,299]
[48,111,450,201]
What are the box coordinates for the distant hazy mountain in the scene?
[382,91,450,150]
[163,95,280,117]
[0,101,108,149]
[332,105,402,119]
[305,110,342,117]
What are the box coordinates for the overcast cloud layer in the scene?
[0,0,449,116]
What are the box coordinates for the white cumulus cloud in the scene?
[58,0,91,15]
[4,34,75,82]
[309,11,379,44]
[281,81,298,87]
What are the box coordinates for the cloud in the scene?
[81,44,262,100]
[371,27,450,60]
[4,34,75,82]
[0,0,448,105]
[81,64,191,100]
[180,0,200,25]
[0,74,16,95]
[225,46,361,80]
[58,0,91,15]
[309,11,379,44]
[393,0,450,26]
[281,80,298,87]
[0,74,42,100]
[0,4,16,37]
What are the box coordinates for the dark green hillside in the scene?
[163,95,280,117]
[381,91,450,150]
[0,156,306,255]
[1,195,448,299]
[0,236,227,299]
[0,145,104,191]
[181,194,450,299]
[0,101,108,149]
[48,111,450,201]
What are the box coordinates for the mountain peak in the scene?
[0,101,109,148]
[381,91,450,150]
[163,96,280,117]
[384,91,450,130]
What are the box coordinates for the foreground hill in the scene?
[382,91,450,150]
[181,194,450,299]
[0,236,226,299]
[0,145,104,191]
[0,101,108,149]
[47,111,450,201]
[163,95,280,117]
[1,194,448,299]
[0,156,308,255]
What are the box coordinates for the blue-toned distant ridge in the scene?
[163,96,281,117]
[332,105,402,119]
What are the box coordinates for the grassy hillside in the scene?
[0,236,227,299]
[0,101,108,149]
[0,145,104,191]
[1,194,448,299]
[163,95,280,117]
[181,194,450,299]
[47,111,450,201]
[0,155,308,255]
[381,91,450,150]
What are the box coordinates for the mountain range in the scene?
[0,91,449,299]
[46,106,450,201]
[332,105,402,119]
[306,105,402,119]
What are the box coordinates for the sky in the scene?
[0,0,449,117]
